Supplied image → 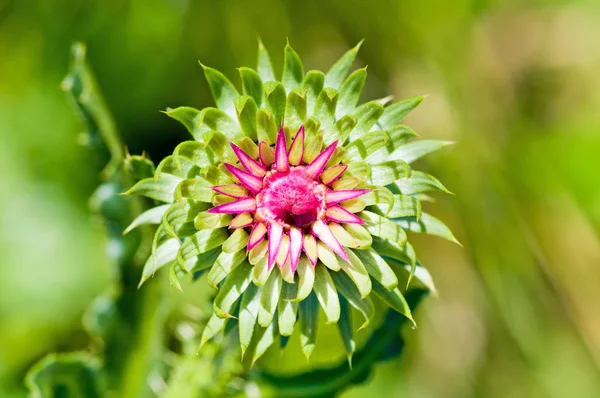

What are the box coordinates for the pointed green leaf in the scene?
[370,194,422,219]
[342,224,372,249]
[345,161,370,182]
[317,242,340,271]
[194,212,233,230]
[369,160,412,186]
[257,38,276,82]
[239,67,264,106]
[196,107,243,142]
[239,284,261,356]
[393,213,459,244]
[325,41,362,89]
[258,269,283,327]
[124,204,169,235]
[390,170,452,195]
[264,81,287,127]
[313,88,338,133]
[282,42,304,91]
[353,249,398,290]
[339,250,371,298]
[377,95,424,130]
[201,64,239,120]
[188,246,221,274]
[164,106,200,135]
[140,238,180,286]
[331,271,375,330]
[164,201,211,238]
[252,256,273,286]
[284,88,307,132]
[302,70,325,118]
[214,261,253,318]
[177,228,229,271]
[200,312,227,345]
[207,248,247,287]
[388,140,454,164]
[169,263,184,292]
[371,236,416,268]
[235,95,258,140]
[343,130,389,162]
[249,240,268,265]
[201,165,233,185]
[174,178,214,203]
[222,228,249,253]
[337,67,367,118]
[323,114,357,145]
[349,101,384,141]
[303,133,323,164]
[361,187,394,210]
[404,261,437,293]
[366,125,417,162]
[299,292,319,359]
[370,277,414,325]
[278,291,299,336]
[125,173,181,203]
[293,257,315,302]
[314,265,340,324]
[255,109,278,145]
[250,314,278,366]
[203,131,237,163]
[330,223,362,248]
[359,210,408,246]
[173,140,215,169]
[337,295,355,363]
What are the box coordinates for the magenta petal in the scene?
[248,222,267,251]
[275,127,289,172]
[224,163,263,194]
[326,206,365,224]
[267,222,284,269]
[325,189,370,205]
[311,219,349,262]
[305,140,338,180]
[208,197,257,214]
[230,143,266,177]
[288,227,303,272]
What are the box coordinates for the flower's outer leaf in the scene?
[189,246,221,274]
[163,106,200,135]
[337,67,367,118]
[239,284,261,357]
[313,88,339,133]
[324,114,358,145]
[194,212,233,230]
[293,257,315,302]
[314,265,340,324]
[342,224,372,249]
[377,95,424,130]
[337,294,355,366]
[349,101,384,141]
[369,160,412,186]
[174,178,214,203]
[249,314,278,366]
[343,130,389,162]
[371,237,416,269]
[344,161,370,182]
[389,140,454,164]
[404,261,437,294]
[278,285,299,336]
[256,109,278,144]
[235,95,259,141]
[123,204,169,235]
[264,81,287,127]
[325,41,362,89]
[253,256,273,286]
[213,261,253,318]
[317,242,340,271]
[359,210,408,246]
[200,312,228,346]
[299,292,319,359]
[339,250,371,298]
[169,263,184,292]
[258,270,283,327]
[284,88,307,132]
[341,199,367,214]
[257,37,276,82]
[353,249,398,290]
[330,223,361,249]
[164,201,211,238]
[25,353,103,398]
[239,66,264,106]
[173,140,215,169]
[222,228,250,253]
[393,213,460,244]
[370,277,414,326]
[196,108,243,142]
[390,171,452,195]
[177,228,229,271]
[201,63,239,120]
[282,41,304,91]
[207,249,247,288]
[361,187,394,210]
[140,238,179,286]
[125,173,181,203]
[366,125,417,162]
[249,240,268,265]
[303,133,324,164]
[302,70,325,118]
[330,271,374,330]
[370,194,422,219]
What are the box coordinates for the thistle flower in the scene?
[126,39,457,363]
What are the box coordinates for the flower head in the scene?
[126,40,457,363]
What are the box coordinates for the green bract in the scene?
[126,40,456,363]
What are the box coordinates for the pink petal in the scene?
[230,143,266,177]
[267,222,284,269]
[248,222,267,251]
[305,140,338,180]
[224,163,263,194]
[325,189,370,205]
[208,197,257,214]
[288,126,305,166]
[326,206,365,224]
[320,164,347,185]
[303,233,318,266]
[275,127,289,172]
[212,184,249,198]
[259,141,274,167]
[288,227,303,272]
[311,219,349,262]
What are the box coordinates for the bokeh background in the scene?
[2,0,600,397]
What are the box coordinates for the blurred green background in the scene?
[2,0,600,396]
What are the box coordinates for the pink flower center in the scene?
[256,167,327,229]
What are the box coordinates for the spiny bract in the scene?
[126,39,457,363]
